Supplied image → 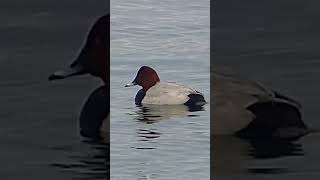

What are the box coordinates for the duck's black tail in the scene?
[236,101,309,140]
[185,93,206,106]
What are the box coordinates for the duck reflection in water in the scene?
[212,136,304,176]
[50,140,109,179]
[132,104,205,145]
[135,104,205,123]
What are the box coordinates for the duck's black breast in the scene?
[80,85,109,139]
[135,89,146,105]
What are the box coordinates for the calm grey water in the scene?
[0,1,108,179]
[214,1,320,180]
[110,0,210,179]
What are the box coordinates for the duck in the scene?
[125,66,206,106]
[48,14,109,84]
[212,69,309,140]
[48,14,109,142]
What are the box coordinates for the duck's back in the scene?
[141,82,201,105]
[213,70,274,106]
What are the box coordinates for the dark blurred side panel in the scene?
[0,1,109,179]
[212,1,320,179]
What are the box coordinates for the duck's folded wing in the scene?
[212,70,301,108]
[143,82,197,105]
[213,71,272,107]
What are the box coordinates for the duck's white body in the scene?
[127,66,206,106]
[141,82,203,105]
[212,69,307,139]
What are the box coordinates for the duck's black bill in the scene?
[48,65,86,81]
[48,74,66,81]
[125,81,137,87]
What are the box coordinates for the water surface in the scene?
[111,0,210,179]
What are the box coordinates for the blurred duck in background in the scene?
[212,68,309,140]
[49,14,109,143]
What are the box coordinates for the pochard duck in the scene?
[126,66,206,106]
[212,69,309,140]
[49,14,109,84]
[48,14,109,142]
